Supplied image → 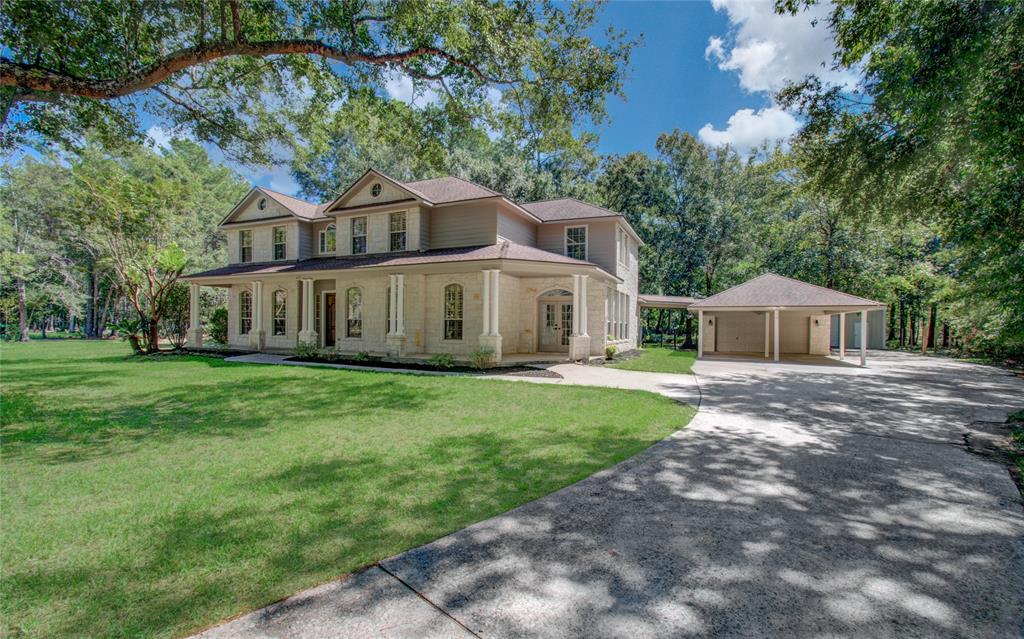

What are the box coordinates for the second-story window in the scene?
[389,212,407,251]
[239,230,253,263]
[319,224,336,254]
[565,226,587,260]
[352,216,367,254]
[273,226,286,260]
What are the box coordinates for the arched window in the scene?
[444,284,463,340]
[273,289,287,336]
[346,287,362,337]
[319,224,336,253]
[239,290,252,335]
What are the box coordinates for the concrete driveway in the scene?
[196,351,1024,638]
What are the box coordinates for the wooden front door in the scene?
[324,293,336,347]
[538,301,571,352]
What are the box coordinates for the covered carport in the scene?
[688,273,886,366]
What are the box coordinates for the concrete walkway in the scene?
[197,351,1024,638]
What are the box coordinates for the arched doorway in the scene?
[537,289,573,352]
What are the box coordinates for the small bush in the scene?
[429,353,455,368]
[318,348,340,362]
[605,344,618,360]
[469,347,495,370]
[208,307,228,344]
[352,351,370,362]
[294,340,319,359]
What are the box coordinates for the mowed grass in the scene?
[0,340,693,639]
[609,346,697,374]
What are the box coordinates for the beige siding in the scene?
[331,207,419,256]
[418,209,431,251]
[496,210,537,246]
[343,179,414,208]
[429,202,498,249]
[231,192,293,222]
[296,222,315,259]
[537,219,618,273]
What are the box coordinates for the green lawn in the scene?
[0,340,693,639]
[609,346,697,374]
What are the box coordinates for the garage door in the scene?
[780,312,810,354]
[715,312,765,353]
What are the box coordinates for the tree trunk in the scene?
[683,314,694,349]
[887,303,896,341]
[147,318,161,353]
[942,322,949,349]
[16,276,29,342]
[926,303,937,350]
[898,301,906,349]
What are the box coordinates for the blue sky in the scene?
[143,1,853,195]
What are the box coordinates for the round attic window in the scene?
[371,183,382,197]
[258,197,267,210]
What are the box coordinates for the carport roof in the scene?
[688,273,884,309]
[639,294,698,309]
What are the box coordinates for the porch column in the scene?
[298,279,317,344]
[477,269,502,362]
[386,274,407,357]
[697,310,704,358]
[860,310,867,367]
[396,274,406,336]
[578,275,588,337]
[187,283,203,348]
[249,280,265,350]
[839,312,846,359]
[773,307,780,362]
[568,273,590,361]
[763,311,769,359]
[571,274,581,335]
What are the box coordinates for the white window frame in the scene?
[319,224,336,254]
[617,226,628,266]
[351,216,367,255]
[389,211,407,252]
[443,283,464,341]
[272,289,287,335]
[239,229,253,263]
[239,289,252,334]
[272,226,287,261]
[564,225,588,261]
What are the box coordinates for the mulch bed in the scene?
[286,355,562,378]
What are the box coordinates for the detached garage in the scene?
[689,273,885,366]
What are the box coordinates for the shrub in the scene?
[429,352,455,368]
[352,351,370,362]
[294,340,319,359]
[469,347,495,369]
[318,348,340,362]
[110,318,143,354]
[605,344,618,360]
[208,307,228,344]
[158,283,190,350]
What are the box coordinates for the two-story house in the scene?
[182,169,642,363]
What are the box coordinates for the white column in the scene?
[253,281,263,330]
[839,312,846,359]
[860,310,867,367]
[489,270,500,336]
[481,269,491,336]
[396,274,406,337]
[697,310,704,358]
[187,283,202,348]
[387,274,398,335]
[764,311,769,359]
[572,274,581,335]
[773,308,780,362]
[578,275,588,337]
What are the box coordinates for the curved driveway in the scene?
[197,352,1024,638]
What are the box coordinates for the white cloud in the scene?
[706,0,857,93]
[384,72,440,106]
[145,125,173,151]
[698,106,799,155]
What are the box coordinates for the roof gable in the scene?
[325,169,425,211]
[689,273,884,309]
[220,187,322,225]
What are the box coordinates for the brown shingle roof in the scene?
[638,294,699,308]
[688,273,884,309]
[184,242,598,280]
[402,176,499,204]
[521,198,622,222]
[259,188,327,220]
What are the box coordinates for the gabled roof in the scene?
[521,198,621,222]
[403,176,500,204]
[639,294,699,309]
[183,241,604,280]
[219,187,326,226]
[688,273,885,309]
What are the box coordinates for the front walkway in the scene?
[196,351,1024,638]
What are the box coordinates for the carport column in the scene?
[248,280,265,350]
[763,311,769,359]
[187,283,203,348]
[386,274,407,356]
[568,274,591,361]
[478,269,502,363]
[773,308,780,362]
[839,312,846,359]
[697,309,703,358]
[860,310,867,367]
[298,279,317,344]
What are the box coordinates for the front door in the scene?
[538,301,572,352]
[324,293,336,347]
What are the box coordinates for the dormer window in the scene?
[565,225,587,261]
[272,226,286,260]
[258,197,267,210]
[239,230,253,263]
[371,183,382,197]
